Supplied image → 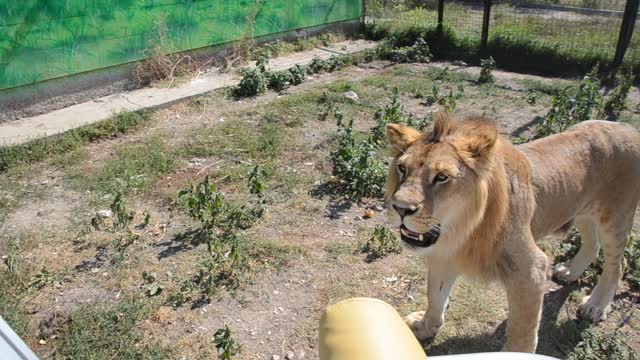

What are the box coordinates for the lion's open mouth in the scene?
[400,225,440,248]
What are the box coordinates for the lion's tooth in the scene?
[419,234,423,241]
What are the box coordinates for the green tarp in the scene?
[0,0,361,90]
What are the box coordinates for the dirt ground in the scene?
[1,60,639,359]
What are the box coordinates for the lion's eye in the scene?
[397,164,407,179]
[433,173,449,184]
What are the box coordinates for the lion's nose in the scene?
[393,204,418,218]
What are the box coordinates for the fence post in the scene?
[437,0,445,33]
[613,0,640,67]
[481,0,492,52]
[361,0,366,26]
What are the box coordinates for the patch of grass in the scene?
[0,110,152,172]
[246,239,306,270]
[518,78,572,96]
[359,225,402,262]
[72,136,179,195]
[59,298,173,359]
[0,255,29,338]
[181,120,286,161]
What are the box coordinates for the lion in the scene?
[385,112,640,353]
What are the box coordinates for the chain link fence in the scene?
[365,0,639,74]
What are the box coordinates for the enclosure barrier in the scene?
[0,0,362,91]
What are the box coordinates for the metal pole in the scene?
[613,0,639,67]
[437,0,445,33]
[481,0,492,52]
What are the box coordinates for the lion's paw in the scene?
[553,263,580,283]
[578,295,611,323]
[405,311,442,340]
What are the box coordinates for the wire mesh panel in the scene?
[491,0,624,63]
[443,1,486,40]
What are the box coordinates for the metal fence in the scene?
[0,0,362,91]
[366,0,639,69]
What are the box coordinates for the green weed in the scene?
[359,225,402,262]
[372,88,406,144]
[385,37,432,63]
[535,65,602,138]
[567,327,638,360]
[478,57,496,84]
[330,110,387,199]
[213,325,241,359]
[602,71,634,119]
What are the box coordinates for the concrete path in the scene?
[0,40,376,147]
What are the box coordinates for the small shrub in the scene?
[406,113,432,131]
[213,325,241,359]
[288,64,307,85]
[308,56,328,74]
[420,83,463,112]
[602,71,633,119]
[175,168,267,302]
[360,225,402,261]
[478,57,496,84]
[233,66,270,97]
[372,88,406,143]
[330,111,387,198]
[387,37,432,63]
[536,65,602,138]
[268,70,293,92]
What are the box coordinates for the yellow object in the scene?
[319,297,427,360]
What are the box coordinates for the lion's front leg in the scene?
[503,246,548,353]
[406,258,458,340]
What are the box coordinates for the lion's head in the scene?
[385,112,501,258]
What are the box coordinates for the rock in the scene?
[271,356,280,360]
[452,60,468,67]
[285,351,295,360]
[363,209,375,219]
[37,210,44,217]
[341,91,359,102]
[96,210,113,218]
[298,350,306,358]
[374,205,384,212]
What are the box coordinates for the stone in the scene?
[341,91,359,102]
[96,210,113,218]
[285,351,295,359]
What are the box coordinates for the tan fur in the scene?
[385,113,640,353]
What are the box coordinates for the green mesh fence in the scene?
[0,0,362,90]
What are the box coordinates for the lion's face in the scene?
[385,113,498,258]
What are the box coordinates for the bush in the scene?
[359,225,402,261]
[535,65,602,138]
[602,71,634,119]
[478,57,496,84]
[330,111,387,198]
[386,37,432,63]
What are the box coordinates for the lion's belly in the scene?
[519,120,640,240]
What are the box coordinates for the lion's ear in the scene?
[386,124,422,156]
[432,111,453,142]
[459,121,498,159]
